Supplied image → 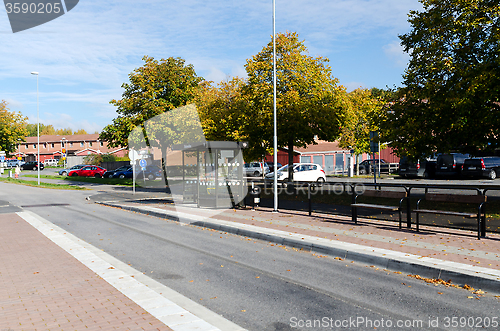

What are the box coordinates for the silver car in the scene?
[244,162,270,177]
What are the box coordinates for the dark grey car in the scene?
[435,153,469,178]
[462,157,500,180]
[398,157,436,178]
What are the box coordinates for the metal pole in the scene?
[132,150,135,195]
[273,0,278,212]
[31,72,40,185]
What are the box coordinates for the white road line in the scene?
[17,210,246,331]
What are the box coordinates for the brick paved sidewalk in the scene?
[0,212,173,331]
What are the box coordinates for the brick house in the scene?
[15,134,128,162]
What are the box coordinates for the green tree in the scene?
[339,88,385,174]
[196,78,250,143]
[100,56,204,180]
[384,0,500,158]
[0,100,28,155]
[55,128,74,135]
[244,32,347,179]
[26,123,56,136]
[83,153,115,165]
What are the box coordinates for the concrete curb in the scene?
[96,201,500,294]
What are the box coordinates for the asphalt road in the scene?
[1,182,499,330]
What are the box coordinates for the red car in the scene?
[68,165,107,178]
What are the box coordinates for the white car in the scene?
[266,163,326,184]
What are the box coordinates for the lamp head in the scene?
[31,72,39,75]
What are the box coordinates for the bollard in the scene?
[251,182,260,210]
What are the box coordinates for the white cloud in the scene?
[383,42,410,68]
[0,0,422,130]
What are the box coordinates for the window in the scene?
[51,143,54,148]
[80,142,84,147]
[100,142,103,147]
[43,143,47,149]
[33,144,36,149]
[25,144,28,149]
[69,142,73,147]
[89,142,93,147]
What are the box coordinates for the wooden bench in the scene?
[414,193,487,239]
[352,190,408,228]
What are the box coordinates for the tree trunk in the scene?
[161,145,169,190]
[288,138,294,182]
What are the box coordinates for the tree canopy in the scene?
[26,124,87,136]
[100,56,203,149]
[383,0,500,158]
[0,100,28,155]
[243,32,347,175]
[196,78,250,145]
[338,88,386,156]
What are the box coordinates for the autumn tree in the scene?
[0,100,28,155]
[100,56,204,172]
[244,32,347,179]
[338,88,385,174]
[196,78,250,145]
[383,0,500,158]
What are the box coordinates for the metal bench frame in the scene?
[415,193,487,239]
[352,190,408,229]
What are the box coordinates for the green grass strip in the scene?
[0,176,89,190]
[22,174,137,186]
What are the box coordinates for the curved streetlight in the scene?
[31,71,40,185]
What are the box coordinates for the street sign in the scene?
[0,156,4,162]
[369,131,379,153]
[129,150,139,161]
[139,159,147,170]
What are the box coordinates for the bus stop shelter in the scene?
[170,141,248,209]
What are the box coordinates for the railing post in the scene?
[406,186,412,228]
[308,183,312,216]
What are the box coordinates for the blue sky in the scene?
[1,0,422,133]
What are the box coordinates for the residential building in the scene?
[14,134,127,162]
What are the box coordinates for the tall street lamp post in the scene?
[272,0,278,212]
[31,71,40,185]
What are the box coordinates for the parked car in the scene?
[266,163,326,184]
[43,159,58,167]
[398,156,437,178]
[461,157,500,180]
[244,162,270,177]
[111,167,133,179]
[136,165,163,181]
[6,159,24,168]
[102,165,131,179]
[266,162,282,173]
[357,159,399,175]
[68,165,107,178]
[21,161,44,171]
[112,165,163,180]
[59,164,86,176]
[435,153,469,178]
